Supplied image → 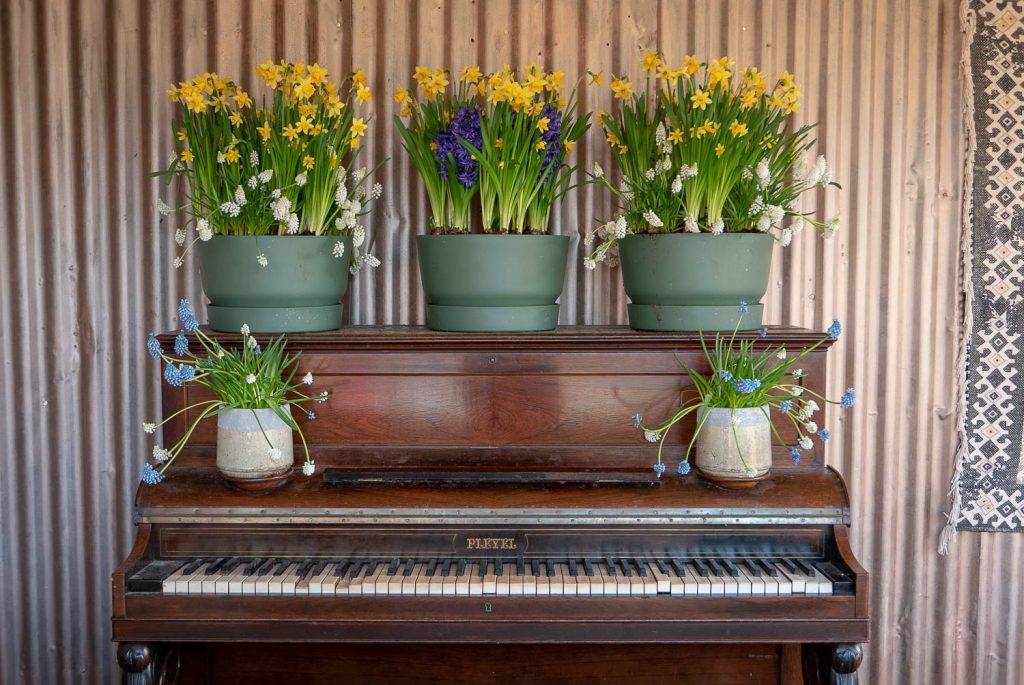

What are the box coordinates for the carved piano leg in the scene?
[116,643,155,685]
[828,643,864,685]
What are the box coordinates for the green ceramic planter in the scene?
[619,233,774,331]
[197,235,353,333]
[416,234,570,332]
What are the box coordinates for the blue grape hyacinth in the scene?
[841,388,856,408]
[678,461,692,475]
[177,299,199,332]
[174,331,189,356]
[146,334,162,360]
[141,464,164,485]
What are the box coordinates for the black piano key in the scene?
[669,559,688,577]
[445,560,458,577]
[345,561,362,579]
[334,561,352,577]
[203,558,227,575]
[777,558,800,575]
[311,560,329,577]
[295,560,315,579]
[633,559,648,577]
[707,560,724,577]
[517,558,526,575]
[424,560,438,577]
[243,559,263,575]
[655,559,669,575]
[255,558,279,577]
[604,559,617,576]
[494,559,503,576]
[692,559,711,577]
[386,558,400,576]
[402,559,416,576]
[545,559,556,577]
[182,558,206,575]
[220,558,244,574]
[794,559,817,576]
[721,559,740,577]
[567,559,578,576]
[583,559,595,577]
[759,559,780,577]
[743,560,763,577]
[368,560,384,575]
[530,560,540,577]
[477,561,488,577]
[456,559,467,577]
[618,559,633,577]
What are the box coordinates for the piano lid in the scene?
[135,467,850,526]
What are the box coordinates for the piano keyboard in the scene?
[130,556,853,598]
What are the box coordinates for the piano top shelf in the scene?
[135,467,851,526]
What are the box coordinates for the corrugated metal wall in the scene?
[0,0,1007,683]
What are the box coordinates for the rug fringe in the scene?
[940,0,978,556]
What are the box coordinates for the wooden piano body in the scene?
[112,327,869,684]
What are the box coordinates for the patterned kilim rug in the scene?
[944,0,1024,549]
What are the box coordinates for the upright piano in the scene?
[112,327,869,684]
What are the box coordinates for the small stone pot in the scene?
[216,407,294,491]
[694,405,772,488]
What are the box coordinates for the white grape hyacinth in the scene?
[779,227,794,247]
[197,218,212,241]
[234,186,247,206]
[685,215,699,233]
[352,225,365,247]
[823,216,840,238]
[256,253,268,267]
[592,162,604,178]
[303,372,314,385]
[710,219,724,235]
[583,257,597,270]
[332,241,346,258]
[269,447,282,461]
[755,159,771,187]
[643,210,664,228]
[671,175,683,194]
[654,122,666,146]
[644,430,660,443]
[156,198,173,216]
[798,435,814,450]
[174,227,187,246]
[302,461,316,476]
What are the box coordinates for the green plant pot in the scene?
[197,235,353,333]
[416,234,570,332]
[619,233,774,331]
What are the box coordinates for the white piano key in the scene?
[547,564,564,596]
[400,564,422,596]
[559,564,578,597]
[268,563,298,596]
[676,564,698,596]
[808,567,833,595]
[731,565,752,595]
[612,564,631,597]
[574,566,591,597]
[738,565,766,596]
[776,564,806,594]
[162,563,191,594]
[482,562,498,595]
[647,563,670,594]
[373,564,395,595]
[467,564,483,596]
[637,563,658,596]
[241,564,265,595]
[687,564,712,596]
[509,565,525,596]
[200,563,227,595]
[415,564,434,596]
[495,563,512,596]
[522,564,537,596]
[623,566,643,596]
[427,565,446,596]
[387,565,406,596]
[230,564,256,595]
[705,566,726,597]
[455,565,472,596]
[280,564,303,596]
[442,564,460,596]
[334,565,356,596]
[770,563,793,595]
[187,563,214,595]
[535,564,551,596]
[308,563,336,596]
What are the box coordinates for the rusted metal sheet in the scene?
[0,0,1005,683]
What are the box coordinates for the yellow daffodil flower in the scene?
[295,78,316,100]
[760,133,775,149]
[297,116,314,134]
[356,84,372,104]
[176,129,188,143]
[400,106,412,117]
[690,88,712,110]
[303,155,315,171]
[682,54,702,76]
[535,140,546,152]
[180,150,194,162]
[498,160,505,169]
[610,78,633,99]
[351,117,368,137]
[350,136,360,150]
[224,149,241,164]
[729,120,748,137]
[167,85,180,102]
[526,74,546,94]
[283,125,299,141]
[588,71,604,86]
[229,113,242,127]
[668,128,683,144]
[564,139,575,153]
[495,138,504,149]
[429,141,438,151]
[235,92,252,109]
[641,50,661,72]
[413,65,432,85]
[394,87,412,105]
[476,81,486,97]
[326,96,344,117]
[352,68,367,86]
[257,123,271,140]
[461,65,482,83]
[308,63,328,85]
[537,116,551,133]
[546,70,564,91]
[618,144,629,154]
[715,144,725,157]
